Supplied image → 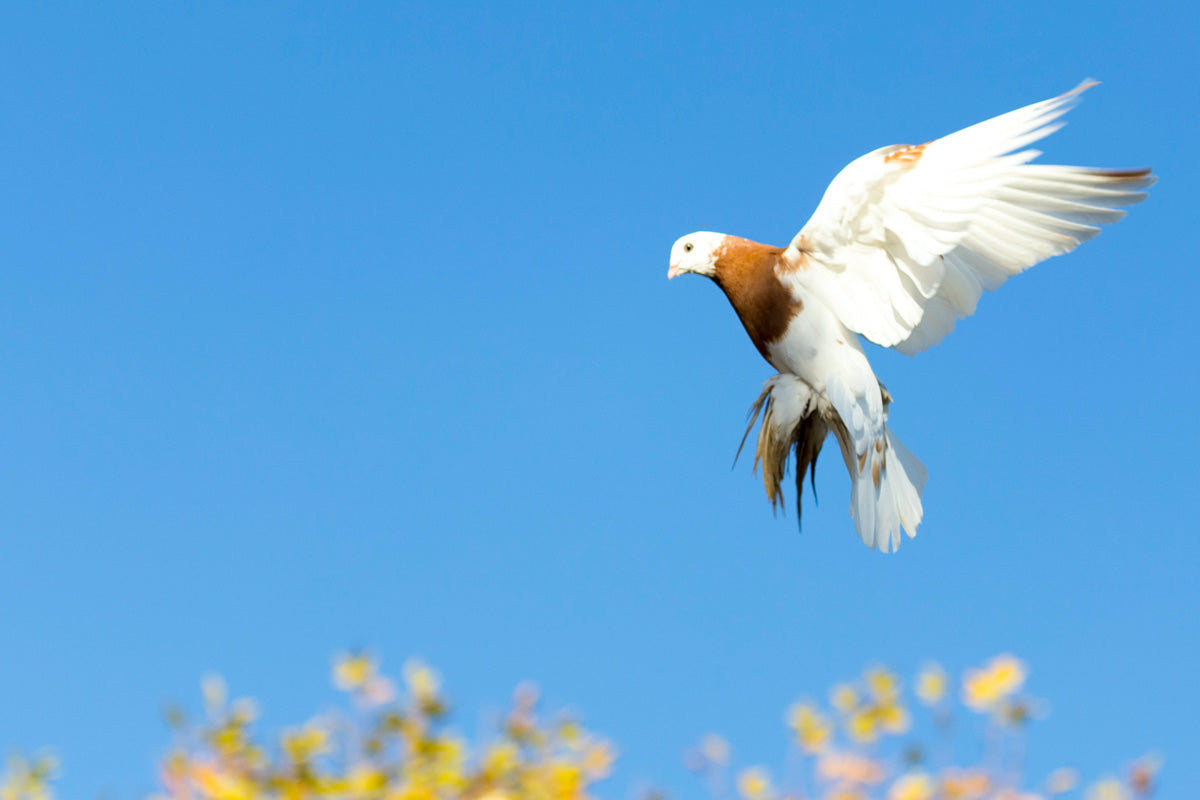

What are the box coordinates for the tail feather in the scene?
[845,425,927,552]
[742,373,927,552]
[739,375,826,523]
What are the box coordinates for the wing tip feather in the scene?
[1097,168,1156,188]
[1069,78,1101,96]
[1091,167,1157,193]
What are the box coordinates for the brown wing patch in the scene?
[776,236,812,274]
[883,142,928,169]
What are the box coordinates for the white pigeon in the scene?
[668,82,1154,552]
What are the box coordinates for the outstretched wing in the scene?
[785,82,1154,355]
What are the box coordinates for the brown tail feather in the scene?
[737,381,829,525]
[739,378,893,528]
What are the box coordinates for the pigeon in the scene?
[668,82,1153,552]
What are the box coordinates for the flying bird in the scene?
[668,82,1153,552]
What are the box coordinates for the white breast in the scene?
[766,284,870,394]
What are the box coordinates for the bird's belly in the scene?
[765,295,864,392]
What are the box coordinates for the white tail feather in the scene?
[847,426,927,552]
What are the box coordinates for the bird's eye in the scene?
[684,242,694,253]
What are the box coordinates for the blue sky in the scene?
[1,1,1197,797]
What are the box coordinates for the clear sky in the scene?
[1,1,1197,797]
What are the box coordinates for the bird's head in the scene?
[668,232,725,280]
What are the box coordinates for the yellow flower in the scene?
[148,653,628,800]
[787,703,832,754]
[889,773,935,800]
[846,708,879,743]
[334,652,377,692]
[191,762,256,800]
[434,735,466,764]
[404,660,442,706]
[418,736,466,790]
[876,701,911,734]
[737,767,773,800]
[830,683,859,714]
[0,754,58,800]
[548,761,584,800]
[1086,780,1129,800]
[483,742,519,778]
[346,764,388,797]
[208,720,252,758]
[390,785,438,800]
[865,667,900,703]
[962,655,1026,712]
[432,766,466,793]
[558,719,583,746]
[915,664,947,706]
[281,722,331,763]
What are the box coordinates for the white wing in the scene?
[785,82,1154,354]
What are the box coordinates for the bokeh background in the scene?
[1,1,1196,797]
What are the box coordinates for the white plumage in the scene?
[669,83,1153,552]
[787,81,1153,355]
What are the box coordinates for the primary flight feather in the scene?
[668,82,1153,553]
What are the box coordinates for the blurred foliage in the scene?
[151,653,615,800]
[0,753,57,800]
[0,654,1159,800]
[689,655,1161,800]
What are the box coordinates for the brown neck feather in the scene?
[712,236,802,363]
